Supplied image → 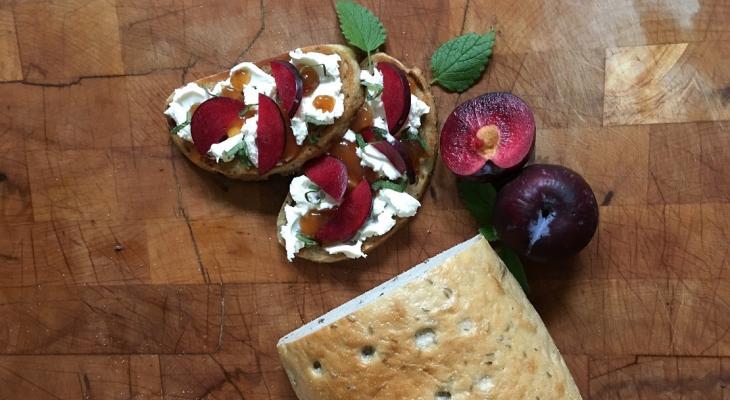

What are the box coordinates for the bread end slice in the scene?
[277,236,582,400]
[276,53,438,262]
[165,44,364,180]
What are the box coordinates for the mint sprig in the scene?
[371,178,408,193]
[335,0,386,68]
[296,233,319,247]
[431,31,496,92]
[457,179,529,293]
[170,121,190,135]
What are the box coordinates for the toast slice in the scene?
[276,53,438,262]
[277,236,582,399]
[164,44,364,180]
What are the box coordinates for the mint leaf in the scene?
[371,178,407,192]
[170,121,190,134]
[371,127,389,140]
[497,247,529,293]
[456,179,496,227]
[296,233,319,247]
[335,1,386,53]
[355,133,367,148]
[431,31,495,92]
[479,225,499,241]
[404,130,429,152]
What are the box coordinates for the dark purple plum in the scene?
[440,92,535,181]
[493,164,598,262]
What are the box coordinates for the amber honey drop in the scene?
[227,118,244,138]
[299,65,320,96]
[231,69,251,90]
[299,210,332,237]
[313,95,335,112]
[350,104,374,132]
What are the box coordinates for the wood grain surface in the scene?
[0,0,728,398]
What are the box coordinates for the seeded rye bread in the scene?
[164,44,364,180]
[277,235,582,399]
[276,53,438,262]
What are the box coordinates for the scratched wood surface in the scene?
[0,0,728,398]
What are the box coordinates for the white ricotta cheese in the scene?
[405,94,430,136]
[164,82,211,142]
[288,49,345,143]
[208,133,244,163]
[211,62,276,105]
[241,115,259,167]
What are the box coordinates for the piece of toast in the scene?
[277,236,583,399]
[276,53,439,262]
[165,44,364,180]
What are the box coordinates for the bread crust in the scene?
[165,44,364,180]
[276,53,438,262]
[277,237,583,400]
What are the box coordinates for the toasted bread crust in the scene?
[277,53,439,262]
[165,44,364,180]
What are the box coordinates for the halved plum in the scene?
[315,180,372,244]
[190,97,245,155]
[377,62,411,134]
[440,92,535,180]
[270,60,303,118]
[371,141,407,176]
[304,155,348,203]
[256,93,287,175]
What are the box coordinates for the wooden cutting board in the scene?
[0,0,728,398]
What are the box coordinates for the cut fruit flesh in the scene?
[190,97,246,155]
[315,180,373,244]
[256,93,287,175]
[304,155,348,203]
[440,92,535,176]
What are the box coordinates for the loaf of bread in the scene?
[277,235,582,399]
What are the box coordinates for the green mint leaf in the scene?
[170,121,190,134]
[371,178,407,192]
[405,130,429,152]
[307,132,320,144]
[479,225,499,241]
[335,1,386,53]
[497,246,529,293]
[296,233,319,247]
[366,84,383,100]
[237,144,254,169]
[355,133,367,148]
[371,127,389,140]
[431,31,496,92]
[456,179,496,227]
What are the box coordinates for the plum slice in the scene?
[315,179,372,244]
[256,93,287,175]
[371,141,407,175]
[393,140,416,183]
[304,155,348,203]
[440,92,535,179]
[190,97,245,155]
[377,62,411,134]
[270,60,303,118]
[493,164,598,262]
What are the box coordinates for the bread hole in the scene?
[415,328,437,349]
[477,376,494,392]
[312,361,323,376]
[360,345,375,362]
[442,287,453,299]
[458,318,474,334]
[435,390,451,399]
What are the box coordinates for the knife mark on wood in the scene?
[601,190,614,206]
[0,172,6,182]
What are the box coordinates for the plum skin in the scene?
[493,164,598,262]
